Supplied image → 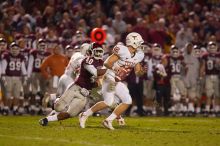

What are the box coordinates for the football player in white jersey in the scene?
[183,43,200,115]
[79,32,146,130]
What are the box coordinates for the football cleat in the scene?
[102,120,114,130]
[2,109,9,116]
[116,116,125,126]
[79,112,88,128]
[39,118,48,126]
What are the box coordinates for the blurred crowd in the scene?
[0,0,219,117]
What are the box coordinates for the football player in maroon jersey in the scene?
[163,45,187,115]
[1,42,27,115]
[200,41,220,116]
[0,38,8,114]
[27,38,51,114]
[39,42,106,126]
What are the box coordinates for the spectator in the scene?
[112,11,126,36]
[40,44,68,94]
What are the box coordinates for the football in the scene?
[115,67,131,82]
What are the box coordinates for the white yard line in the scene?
[0,134,114,146]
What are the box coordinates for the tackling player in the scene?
[39,42,106,126]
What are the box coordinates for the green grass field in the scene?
[0,116,220,146]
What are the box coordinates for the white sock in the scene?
[215,105,220,112]
[4,106,9,110]
[182,105,187,112]
[205,105,210,112]
[84,109,93,117]
[13,106,18,111]
[188,103,194,112]
[46,114,58,122]
[196,107,201,113]
[106,113,117,121]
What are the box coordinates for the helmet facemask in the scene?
[92,47,104,60]
[171,49,179,58]
[38,43,47,51]
[11,46,20,56]
[0,42,7,51]
[208,44,217,54]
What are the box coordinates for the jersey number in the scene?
[34,58,41,68]
[86,58,94,65]
[207,60,214,70]
[9,61,21,71]
[171,63,181,73]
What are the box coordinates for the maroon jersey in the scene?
[75,56,104,90]
[166,55,184,75]
[20,48,30,67]
[3,53,25,76]
[30,49,51,72]
[202,52,220,75]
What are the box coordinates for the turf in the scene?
[0,116,220,146]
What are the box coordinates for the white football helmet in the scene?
[126,32,144,49]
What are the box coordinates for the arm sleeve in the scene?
[1,59,7,75]
[27,55,34,77]
[21,61,27,76]
[84,64,97,77]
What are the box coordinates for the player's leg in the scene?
[12,77,23,115]
[2,76,13,115]
[187,86,197,116]
[42,89,87,126]
[79,79,115,128]
[155,85,163,116]
[205,76,214,115]
[176,77,187,115]
[39,84,79,126]
[163,84,171,116]
[103,82,132,130]
[213,77,220,115]
[170,77,179,113]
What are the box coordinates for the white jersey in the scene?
[105,44,144,81]
[184,53,200,87]
[64,52,85,76]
